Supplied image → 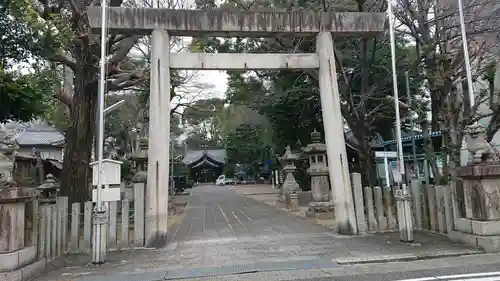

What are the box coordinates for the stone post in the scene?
[279,146,300,207]
[316,31,357,234]
[146,29,171,247]
[289,191,299,212]
[302,129,334,217]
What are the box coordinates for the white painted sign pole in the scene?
[93,0,108,264]
[375,151,397,188]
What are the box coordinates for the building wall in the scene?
[17,146,64,161]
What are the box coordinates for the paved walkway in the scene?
[35,185,480,281]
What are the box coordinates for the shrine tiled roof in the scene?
[182,149,226,165]
[15,123,64,146]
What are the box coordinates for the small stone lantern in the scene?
[278,145,300,206]
[302,129,330,202]
[131,137,148,183]
[37,174,60,203]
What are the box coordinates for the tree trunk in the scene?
[60,64,98,204]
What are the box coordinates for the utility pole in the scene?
[457,0,475,107]
[387,0,413,243]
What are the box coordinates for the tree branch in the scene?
[48,52,77,71]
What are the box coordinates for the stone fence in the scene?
[350,173,453,235]
[285,172,454,236]
[1,182,146,281]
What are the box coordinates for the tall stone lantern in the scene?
[278,145,300,205]
[302,129,334,217]
[302,129,330,202]
[131,137,148,183]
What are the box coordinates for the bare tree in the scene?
[394,0,500,184]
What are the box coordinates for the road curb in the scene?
[334,249,483,265]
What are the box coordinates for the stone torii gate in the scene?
[88,7,385,245]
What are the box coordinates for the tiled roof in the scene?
[182,149,226,165]
[15,123,64,146]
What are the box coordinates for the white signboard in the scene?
[92,188,121,202]
[390,161,402,183]
[90,159,123,186]
[375,151,398,158]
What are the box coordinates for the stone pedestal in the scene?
[0,196,45,281]
[451,164,500,252]
[307,201,335,219]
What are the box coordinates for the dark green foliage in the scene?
[0,70,49,122]
[225,124,271,175]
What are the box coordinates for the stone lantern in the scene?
[302,129,334,217]
[278,145,300,206]
[37,174,60,204]
[131,137,148,183]
[302,129,330,202]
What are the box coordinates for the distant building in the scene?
[182,148,226,182]
[3,122,65,161]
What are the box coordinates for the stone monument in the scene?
[452,123,500,252]
[302,130,334,217]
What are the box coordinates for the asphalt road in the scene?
[182,253,500,281]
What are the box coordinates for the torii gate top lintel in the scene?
[87,7,386,37]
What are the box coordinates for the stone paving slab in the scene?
[33,185,482,281]
[227,184,280,195]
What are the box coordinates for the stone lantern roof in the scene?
[280,145,300,161]
[37,174,60,202]
[302,129,326,154]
